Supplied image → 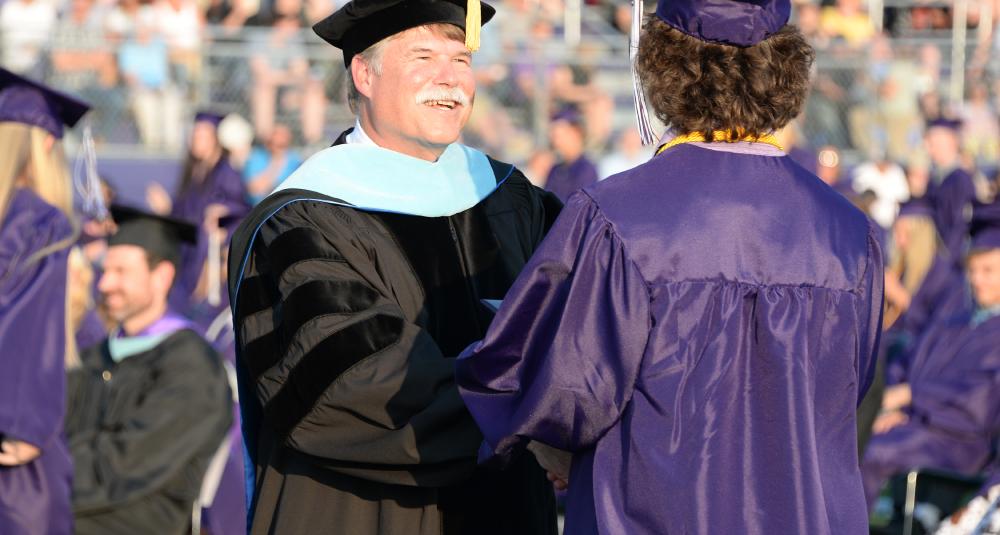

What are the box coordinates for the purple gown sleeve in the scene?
[909,343,1000,436]
[456,192,651,459]
[0,221,70,449]
[858,222,885,402]
[932,170,975,256]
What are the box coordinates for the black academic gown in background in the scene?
[65,329,233,535]
[228,132,561,535]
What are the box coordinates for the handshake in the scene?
[527,441,572,491]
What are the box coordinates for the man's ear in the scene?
[152,261,177,295]
[351,56,376,100]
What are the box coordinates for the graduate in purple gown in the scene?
[455,2,884,533]
[0,68,91,535]
[169,112,249,310]
[544,107,599,202]
[925,119,977,259]
[185,215,246,535]
[862,199,1000,507]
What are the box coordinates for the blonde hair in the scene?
[0,122,78,262]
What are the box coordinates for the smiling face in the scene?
[353,24,475,161]
[969,249,1000,308]
[98,245,174,326]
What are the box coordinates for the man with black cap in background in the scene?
[227,0,559,533]
[65,206,232,534]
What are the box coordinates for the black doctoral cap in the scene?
[313,0,496,68]
[108,205,198,266]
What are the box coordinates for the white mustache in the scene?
[414,87,470,107]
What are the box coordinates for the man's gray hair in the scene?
[346,40,388,114]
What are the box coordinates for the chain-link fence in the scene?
[20,22,1000,168]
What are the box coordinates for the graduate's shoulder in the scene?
[159,328,227,372]
[1,188,74,262]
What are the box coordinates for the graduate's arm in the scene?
[234,205,482,486]
[456,191,651,459]
[70,336,232,514]
[857,220,886,404]
[909,345,1000,436]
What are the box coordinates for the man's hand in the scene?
[0,439,41,466]
[881,383,913,412]
[527,441,571,490]
[873,410,909,435]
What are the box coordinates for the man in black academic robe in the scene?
[227,1,561,533]
[66,208,232,534]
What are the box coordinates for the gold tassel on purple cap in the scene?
[630,0,657,145]
[465,0,481,51]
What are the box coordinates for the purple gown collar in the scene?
[114,311,193,339]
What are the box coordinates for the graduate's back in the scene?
[577,141,881,534]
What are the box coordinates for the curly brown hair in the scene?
[635,19,815,140]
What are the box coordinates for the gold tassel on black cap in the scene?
[465,0,481,51]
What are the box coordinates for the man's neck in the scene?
[122,302,168,337]
[355,116,447,162]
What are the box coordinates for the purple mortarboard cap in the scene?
[970,199,1000,252]
[194,111,225,127]
[551,106,584,127]
[0,68,90,139]
[656,0,791,47]
[926,117,962,132]
[898,196,934,218]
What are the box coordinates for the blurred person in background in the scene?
[65,207,232,534]
[926,118,976,258]
[248,0,327,144]
[153,0,204,89]
[543,106,598,202]
[816,144,855,197]
[820,0,874,48]
[0,0,57,75]
[960,81,1000,168]
[862,200,1000,509]
[549,43,614,151]
[217,112,256,169]
[108,0,184,152]
[0,69,90,535]
[148,112,248,310]
[884,158,938,326]
[851,147,909,230]
[456,0,884,532]
[597,128,651,180]
[243,123,302,204]
[50,0,120,142]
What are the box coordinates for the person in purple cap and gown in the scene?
[65,205,232,534]
[862,199,1000,508]
[186,213,246,535]
[166,112,249,310]
[455,2,885,533]
[543,107,599,203]
[926,119,977,259]
[0,68,92,535]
